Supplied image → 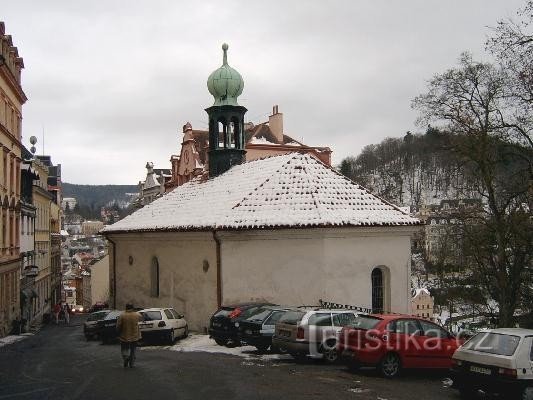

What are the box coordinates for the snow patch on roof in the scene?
[249,136,279,145]
[103,153,419,233]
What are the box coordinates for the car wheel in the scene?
[225,338,240,348]
[270,344,286,354]
[321,340,338,364]
[168,328,175,344]
[182,325,189,339]
[521,387,533,400]
[379,352,401,378]
[214,338,228,346]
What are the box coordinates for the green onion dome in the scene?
[207,43,244,106]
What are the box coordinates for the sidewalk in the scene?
[0,321,43,348]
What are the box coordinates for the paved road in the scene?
[0,315,463,400]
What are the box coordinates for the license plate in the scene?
[470,365,491,375]
[212,322,221,328]
[245,329,252,335]
[279,329,291,337]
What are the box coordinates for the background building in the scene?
[0,22,26,336]
[411,288,434,320]
[81,221,104,236]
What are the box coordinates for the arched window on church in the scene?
[371,267,384,313]
[150,257,159,298]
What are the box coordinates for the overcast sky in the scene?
[2,0,525,184]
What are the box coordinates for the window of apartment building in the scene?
[21,215,24,235]
[9,157,14,190]
[15,216,19,247]
[150,257,160,297]
[1,210,5,251]
[3,153,7,187]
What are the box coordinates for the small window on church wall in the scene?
[371,268,384,314]
[150,257,159,297]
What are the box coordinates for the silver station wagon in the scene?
[272,308,359,363]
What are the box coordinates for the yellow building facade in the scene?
[32,159,52,323]
[0,22,26,336]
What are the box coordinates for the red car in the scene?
[338,314,463,378]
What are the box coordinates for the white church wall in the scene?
[219,227,413,313]
[109,232,218,331]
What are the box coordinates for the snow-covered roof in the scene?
[103,153,420,233]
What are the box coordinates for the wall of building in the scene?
[108,232,218,331]
[108,226,414,331]
[219,228,413,314]
[90,255,109,306]
[0,24,24,337]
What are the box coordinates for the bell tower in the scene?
[206,43,247,178]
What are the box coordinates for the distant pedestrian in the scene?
[63,303,71,325]
[53,302,61,324]
[116,303,142,368]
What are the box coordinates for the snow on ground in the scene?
[161,334,292,361]
[0,333,33,348]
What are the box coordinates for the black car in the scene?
[238,306,293,352]
[209,302,275,347]
[98,310,123,344]
[83,309,111,340]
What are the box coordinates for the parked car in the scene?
[272,308,359,363]
[138,308,188,344]
[451,328,533,399]
[98,310,123,344]
[209,302,275,347]
[83,309,110,340]
[238,306,295,352]
[338,314,462,378]
[88,302,109,313]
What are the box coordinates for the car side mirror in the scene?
[178,314,184,319]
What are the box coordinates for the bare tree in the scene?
[412,53,532,327]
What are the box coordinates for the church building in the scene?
[103,44,420,331]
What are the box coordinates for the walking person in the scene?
[53,302,61,324]
[63,303,71,325]
[116,303,142,368]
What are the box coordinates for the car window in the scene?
[213,308,233,317]
[264,311,285,325]
[170,309,180,319]
[308,313,332,327]
[164,309,174,319]
[530,339,533,361]
[278,311,305,325]
[463,332,521,356]
[246,309,272,322]
[419,320,449,338]
[87,311,108,321]
[240,306,264,319]
[333,313,357,327]
[142,311,163,321]
[394,319,421,335]
[350,315,383,330]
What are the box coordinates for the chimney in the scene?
[268,105,283,144]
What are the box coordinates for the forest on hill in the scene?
[62,182,138,220]
[338,127,531,211]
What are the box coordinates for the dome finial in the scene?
[207,43,244,106]
[222,43,229,65]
